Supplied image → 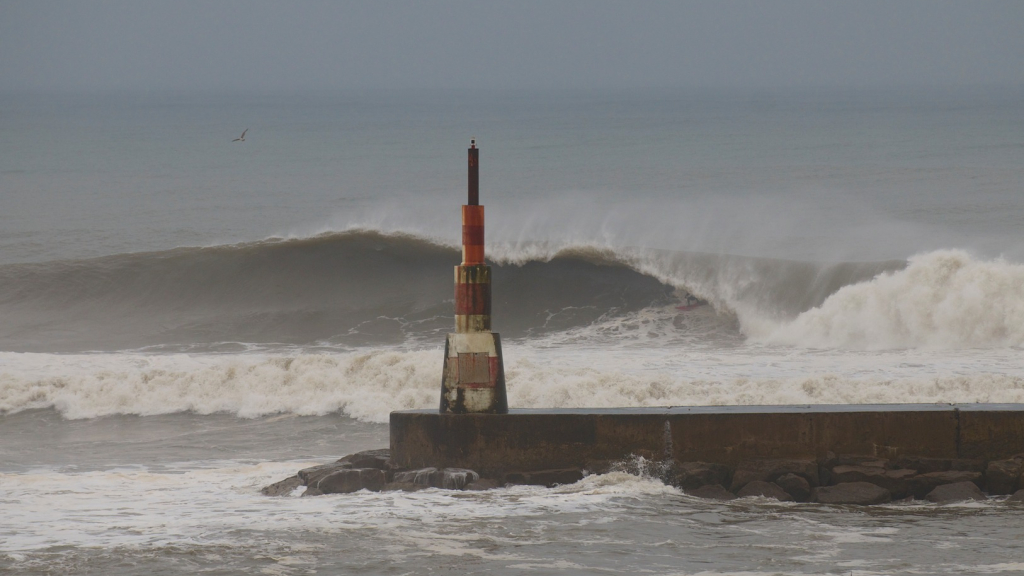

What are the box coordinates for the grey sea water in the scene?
[2,88,1024,574]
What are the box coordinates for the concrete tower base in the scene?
[440,332,508,414]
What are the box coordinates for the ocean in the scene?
[2,88,1024,574]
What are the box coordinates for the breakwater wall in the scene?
[390,404,1024,477]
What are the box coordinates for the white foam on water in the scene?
[0,460,672,554]
[3,341,1024,423]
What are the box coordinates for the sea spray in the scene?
[758,250,1024,349]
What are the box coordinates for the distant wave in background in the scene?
[0,229,1021,352]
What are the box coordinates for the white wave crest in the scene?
[3,347,1024,423]
[757,250,1024,349]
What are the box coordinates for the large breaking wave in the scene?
[756,250,1024,349]
[0,228,1021,352]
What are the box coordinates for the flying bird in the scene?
[232,129,248,142]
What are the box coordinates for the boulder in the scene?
[670,462,732,490]
[1006,489,1024,504]
[465,478,502,491]
[831,465,916,498]
[908,471,983,499]
[685,484,736,501]
[729,459,818,492]
[925,481,986,503]
[736,481,793,501]
[775,473,811,502]
[985,460,1023,495]
[301,486,323,497]
[812,482,892,505]
[338,449,391,470]
[504,468,585,488]
[318,468,386,494]
[298,462,351,486]
[431,468,480,490]
[392,467,437,485]
[260,475,303,497]
[392,467,481,490]
[894,457,985,475]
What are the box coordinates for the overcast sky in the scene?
[2,1,1023,92]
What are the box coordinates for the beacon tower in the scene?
[439,140,508,414]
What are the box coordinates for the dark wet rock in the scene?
[685,484,736,501]
[894,457,985,475]
[812,482,891,505]
[985,460,1023,495]
[925,481,986,503]
[775,473,811,502]
[832,455,889,468]
[298,462,351,486]
[504,468,584,488]
[392,467,481,490]
[465,478,502,491]
[1006,489,1024,504]
[381,482,427,492]
[670,462,732,490]
[831,465,916,498]
[584,460,615,475]
[736,480,793,501]
[392,467,438,485]
[818,464,832,487]
[729,459,818,492]
[301,486,323,497]
[431,468,480,490]
[318,468,387,494]
[338,449,391,470]
[908,471,983,499]
[260,475,303,497]
[536,469,585,487]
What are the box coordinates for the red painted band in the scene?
[462,245,484,265]
[462,225,484,247]
[462,205,485,226]
[455,282,491,315]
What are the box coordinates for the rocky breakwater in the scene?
[668,452,1024,504]
[262,450,1024,505]
[260,448,586,496]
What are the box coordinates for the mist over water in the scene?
[3,89,1024,574]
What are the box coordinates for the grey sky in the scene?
[2,0,1023,92]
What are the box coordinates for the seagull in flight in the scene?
[232,128,248,142]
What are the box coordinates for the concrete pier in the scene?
[391,404,1024,477]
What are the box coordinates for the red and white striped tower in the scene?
[440,139,508,414]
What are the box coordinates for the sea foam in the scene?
[3,345,1024,423]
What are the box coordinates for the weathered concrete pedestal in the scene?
[440,332,507,414]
